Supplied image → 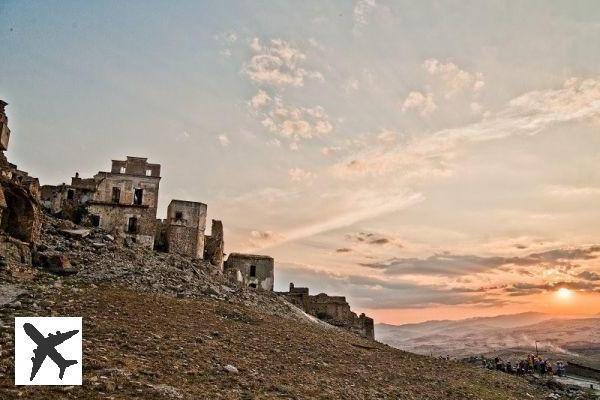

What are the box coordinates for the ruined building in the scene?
[38,151,226,264]
[41,157,161,248]
[282,283,375,340]
[204,219,224,269]
[0,100,42,244]
[161,200,207,259]
[40,172,97,221]
[86,157,161,248]
[224,253,274,290]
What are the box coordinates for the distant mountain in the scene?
[376,313,600,368]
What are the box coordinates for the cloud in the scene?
[544,184,600,198]
[353,0,377,31]
[361,245,600,277]
[217,134,231,147]
[321,146,342,156]
[376,128,398,145]
[214,31,237,43]
[261,98,333,141]
[277,263,506,309]
[247,230,285,249]
[345,231,402,247]
[242,38,323,87]
[576,270,600,281]
[334,77,600,180]
[215,31,237,58]
[343,78,360,93]
[266,138,281,147]
[289,142,299,151]
[243,38,331,143]
[423,58,485,98]
[505,280,600,297]
[288,167,314,184]
[250,90,272,110]
[401,91,437,116]
[243,189,423,251]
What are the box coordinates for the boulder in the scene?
[59,228,91,239]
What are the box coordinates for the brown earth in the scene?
[0,283,553,399]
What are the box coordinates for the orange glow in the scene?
[557,287,572,299]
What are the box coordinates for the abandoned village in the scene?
[0,100,374,340]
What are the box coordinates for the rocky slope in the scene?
[0,217,576,399]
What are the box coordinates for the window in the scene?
[250,265,257,277]
[111,187,121,203]
[134,188,143,205]
[146,169,152,176]
[67,189,75,201]
[90,215,100,227]
[127,217,138,233]
[175,211,183,221]
[120,166,126,174]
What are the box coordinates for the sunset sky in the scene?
[2,1,600,324]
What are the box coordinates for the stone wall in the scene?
[93,172,160,209]
[204,220,224,269]
[224,253,274,291]
[85,157,161,249]
[0,100,42,244]
[165,200,207,259]
[280,283,375,340]
[0,100,9,152]
[0,176,42,244]
[111,157,160,177]
[87,203,156,248]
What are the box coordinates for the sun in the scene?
[557,287,572,299]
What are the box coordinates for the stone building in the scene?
[163,200,207,259]
[0,100,42,243]
[281,283,375,340]
[0,100,10,152]
[86,156,161,248]
[204,219,224,269]
[40,173,97,221]
[224,253,274,290]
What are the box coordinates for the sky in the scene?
[2,0,600,324]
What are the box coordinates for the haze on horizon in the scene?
[2,0,600,324]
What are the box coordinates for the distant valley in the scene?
[376,312,600,368]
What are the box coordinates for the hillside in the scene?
[0,217,559,399]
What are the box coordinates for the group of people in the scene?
[478,355,567,377]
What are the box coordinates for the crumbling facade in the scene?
[0,100,42,244]
[0,100,10,152]
[86,157,161,248]
[204,219,224,269]
[163,200,207,258]
[224,253,274,290]
[40,172,97,221]
[282,283,375,340]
